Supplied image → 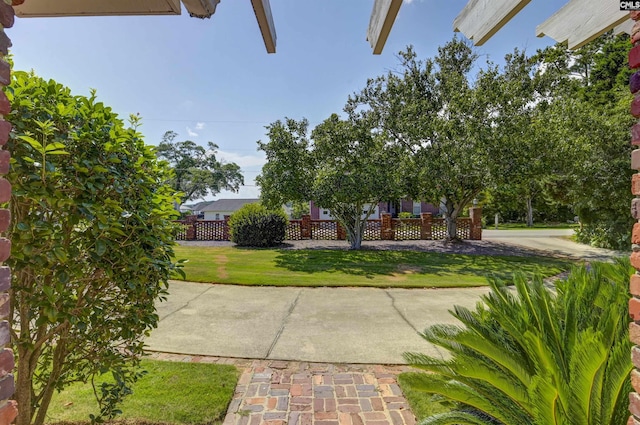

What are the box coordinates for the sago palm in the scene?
[404,259,632,425]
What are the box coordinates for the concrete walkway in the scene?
[146,283,489,365]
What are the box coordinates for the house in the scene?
[180,200,215,217]
[200,198,260,221]
[309,199,439,220]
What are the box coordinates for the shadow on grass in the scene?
[272,249,570,280]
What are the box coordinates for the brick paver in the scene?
[146,352,417,425]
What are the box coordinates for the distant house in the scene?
[180,201,215,218]
[200,198,260,220]
[309,199,439,220]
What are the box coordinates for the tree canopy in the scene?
[156,131,244,206]
[348,38,520,240]
[257,114,402,249]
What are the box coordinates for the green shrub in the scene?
[398,212,414,219]
[404,259,632,425]
[229,203,287,247]
[575,219,630,251]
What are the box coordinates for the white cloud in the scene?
[186,127,198,137]
[195,122,205,130]
[217,150,266,169]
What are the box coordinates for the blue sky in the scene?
[10,0,566,201]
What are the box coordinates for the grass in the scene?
[397,372,450,421]
[491,222,578,230]
[45,359,238,425]
[172,246,572,288]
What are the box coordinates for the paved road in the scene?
[146,230,621,364]
[483,229,623,262]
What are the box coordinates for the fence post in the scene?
[336,221,346,240]
[223,215,231,241]
[185,215,197,241]
[421,213,432,240]
[469,207,482,240]
[301,214,312,239]
[381,213,394,240]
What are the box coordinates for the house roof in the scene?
[200,199,260,212]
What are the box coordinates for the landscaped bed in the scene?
[172,245,572,288]
[45,359,238,425]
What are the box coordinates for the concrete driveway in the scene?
[483,229,623,262]
[146,229,621,364]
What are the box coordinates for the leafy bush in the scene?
[229,203,287,247]
[398,212,414,219]
[404,259,632,425]
[8,70,181,425]
[575,219,631,251]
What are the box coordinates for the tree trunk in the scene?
[16,347,34,425]
[526,197,533,227]
[443,198,458,241]
[445,214,457,240]
[346,216,365,250]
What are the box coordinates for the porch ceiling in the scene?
[11,0,632,53]
[13,0,184,17]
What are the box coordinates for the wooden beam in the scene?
[453,0,531,46]
[536,0,630,49]
[367,0,402,55]
[14,0,181,17]
[250,0,276,54]
[615,18,634,36]
[181,0,220,19]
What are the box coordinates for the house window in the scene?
[323,211,329,215]
[412,201,421,216]
[215,213,220,220]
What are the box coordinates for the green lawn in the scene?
[45,359,238,425]
[172,246,572,288]
[492,222,578,230]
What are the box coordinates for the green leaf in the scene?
[44,142,66,152]
[95,239,107,257]
[18,135,43,151]
[52,247,67,262]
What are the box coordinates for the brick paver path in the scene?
[146,352,418,425]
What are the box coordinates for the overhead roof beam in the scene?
[14,0,181,17]
[536,0,629,49]
[181,0,220,19]
[367,0,402,55]
[251,0,276,54]
[453,0,531,46]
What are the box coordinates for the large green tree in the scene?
[156,131,244,207]
[533,33,634,249]
[8,71,182,425]
[349,39,514,240]
[257,114,402,249]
